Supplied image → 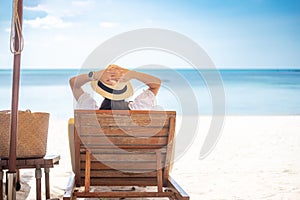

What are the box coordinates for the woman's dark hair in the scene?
[99,98,130,110]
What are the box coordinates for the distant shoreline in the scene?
[1,68,300,72]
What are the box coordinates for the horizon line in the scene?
[1,67,300,71]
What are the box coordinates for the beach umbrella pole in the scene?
[7,0,23,199]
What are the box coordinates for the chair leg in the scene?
[84,150,91,192]
[0,170,3,200]
[45,168,50,199]
[156,151,163,192]
[63,173,76,200]
[166,177,190,200]
[35,166,42,200]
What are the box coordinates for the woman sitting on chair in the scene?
[69,65,161,110]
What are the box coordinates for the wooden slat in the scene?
[75,109,176,115]
[80,153,166,162]
[78,126,169,137]
[79,136,168,146]
[74,191,174,198]
[79,148,167,154]
[80,145,165,149]
[81,177,158,186]
[80,170,157,178]
[77,114,169,127]
[80,161,158,170]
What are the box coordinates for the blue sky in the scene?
[0,0,299,69]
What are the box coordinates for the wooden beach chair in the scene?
[64,110,189,200]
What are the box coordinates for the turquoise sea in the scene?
[0,69,300,119]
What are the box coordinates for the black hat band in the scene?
[97,81,127,95]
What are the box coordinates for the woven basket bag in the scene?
[0,110,49,158]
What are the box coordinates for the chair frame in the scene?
[64,110,189,200]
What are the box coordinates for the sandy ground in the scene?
[2,115,300,199]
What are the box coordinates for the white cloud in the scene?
[99,22,119,28]
[25,0,95,18]
[24,4,49,13]
[23,0,96,30]
[24,15,72,29]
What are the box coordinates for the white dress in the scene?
[76,89,157,110]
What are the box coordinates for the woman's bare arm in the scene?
[69,70,110,101]
[128,71,161,95]
[115,69,160,96]
[109,66,161,95]
[69,74,91,101]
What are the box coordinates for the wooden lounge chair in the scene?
[64,110,189,200]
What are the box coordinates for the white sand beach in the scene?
[3,115,300,199]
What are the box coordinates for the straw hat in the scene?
[90,65,133,100]
[91,80,133,100]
